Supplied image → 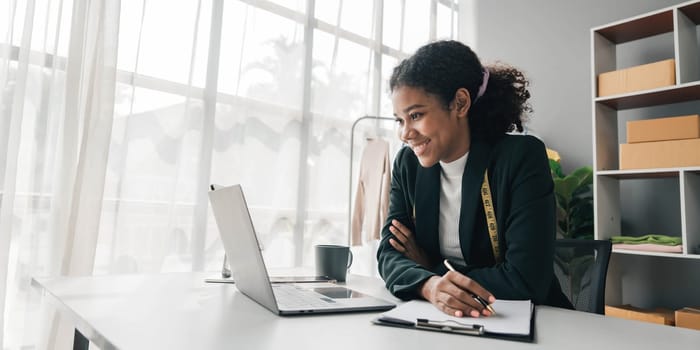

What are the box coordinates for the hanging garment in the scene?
[351,139,391,245]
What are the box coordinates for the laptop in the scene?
[208,184,395,315]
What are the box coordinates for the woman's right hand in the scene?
[419,272,495,318]
[388,219,431,268]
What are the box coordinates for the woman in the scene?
[377,40,572,318]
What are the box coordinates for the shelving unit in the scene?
[591,0,700,262]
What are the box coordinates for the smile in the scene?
[411,139,430,156]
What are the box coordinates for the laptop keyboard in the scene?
[272,284,335,309]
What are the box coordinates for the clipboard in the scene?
[372,300,535,343]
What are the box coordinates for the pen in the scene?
[443,259,496,315]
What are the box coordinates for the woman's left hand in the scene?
[389,219,431,268]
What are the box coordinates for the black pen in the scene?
[443,259,496,315]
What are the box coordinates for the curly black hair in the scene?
[389,40,531,140]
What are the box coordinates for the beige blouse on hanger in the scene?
[351,138,391,245]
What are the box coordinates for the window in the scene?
[0,1,458,345]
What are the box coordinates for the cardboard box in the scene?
[620,138,700,169]
[598,59,676,97]
[675,307,700,331]
[627,115,700,143]
[605,305,675,325]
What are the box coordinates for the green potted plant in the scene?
[547,149,594,240]
[547,149,596,309]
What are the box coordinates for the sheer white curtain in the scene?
[0,0,458,348]
[1,0,121,347]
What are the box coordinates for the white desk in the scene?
[32,272,700,350]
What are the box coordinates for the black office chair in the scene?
[553,239,612,314]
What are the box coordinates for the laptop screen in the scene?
[208,184,280,313]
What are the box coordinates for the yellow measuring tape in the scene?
[480,170,501,262]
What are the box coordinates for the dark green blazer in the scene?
[377,134,572,308]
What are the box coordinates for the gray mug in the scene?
[315,245,353,282]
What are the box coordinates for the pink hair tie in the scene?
[474,69,490,103]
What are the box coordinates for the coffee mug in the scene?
[315,244,353,282]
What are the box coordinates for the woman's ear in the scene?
[452,88,471,118]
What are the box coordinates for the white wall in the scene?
[460,0,700,310]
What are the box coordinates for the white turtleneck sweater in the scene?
[438,151,468,266]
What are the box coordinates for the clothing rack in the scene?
[347,115,395,245]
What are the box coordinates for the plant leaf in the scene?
[549,159,564,179]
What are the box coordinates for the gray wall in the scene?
[460,0,700,310]
[461,0,689,173]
